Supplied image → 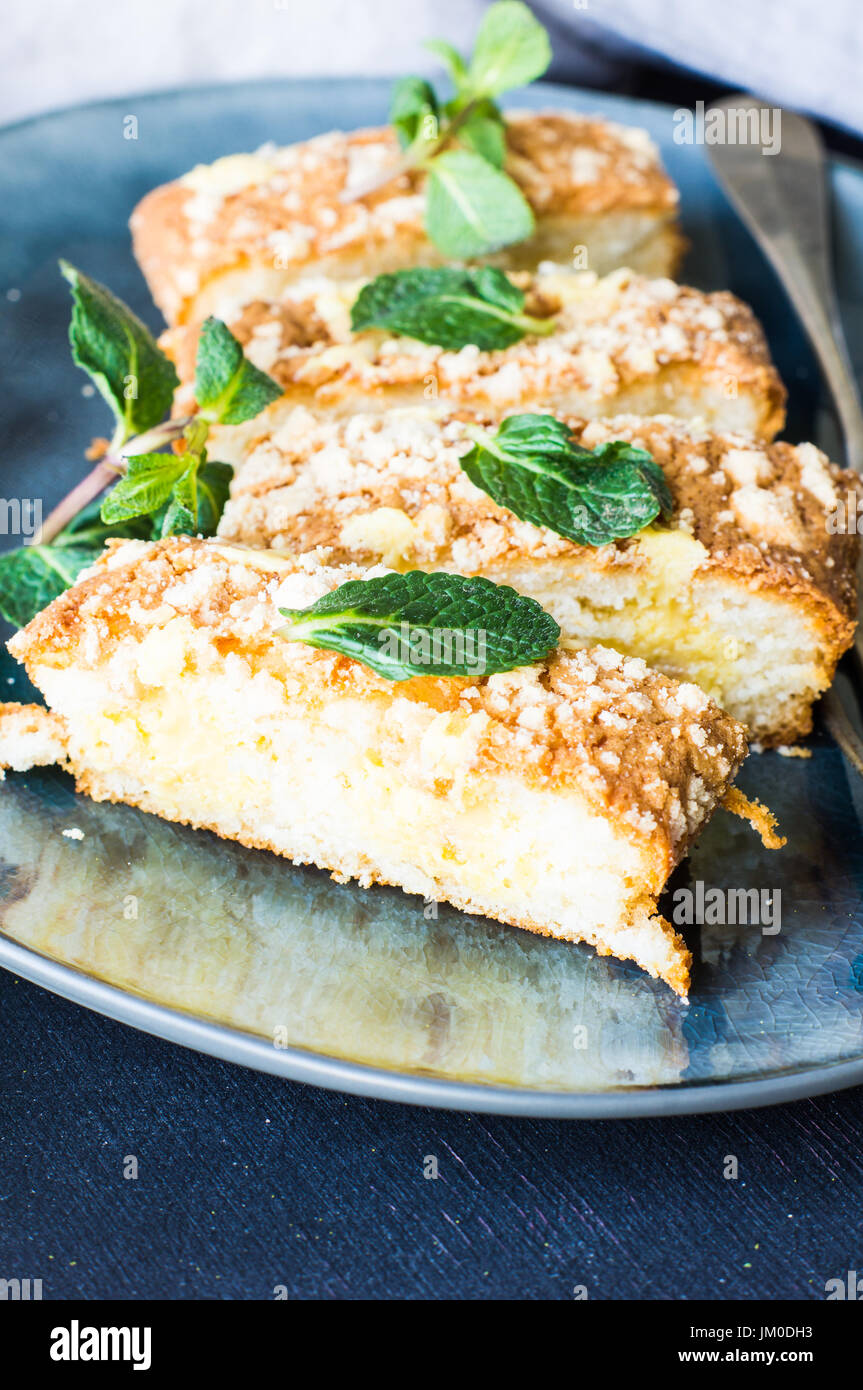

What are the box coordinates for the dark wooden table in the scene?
[2,968,861,1300]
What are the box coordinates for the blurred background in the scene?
[4,0,863,152]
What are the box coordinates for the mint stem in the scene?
[126,416,194,455]
[513,313,556,338]
[32,415,196,546]
[35,460,121,546]
[339,97,481,205]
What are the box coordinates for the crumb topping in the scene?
[162,265,783,417]
[10,537,746,855]
[504,111,678,215]
[215,407,859,626]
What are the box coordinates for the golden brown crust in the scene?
[131,112,681,324]
[503,111,678,214]
[10,536,746,868]
[583,421,860,632]
[161,267,785,438]
[721,788,786,848]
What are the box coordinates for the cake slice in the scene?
[4,536,752,996]
[130,112,683,326]
[163,266,785,442]
[216,408,859,744]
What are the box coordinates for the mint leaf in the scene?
[460,416,674,547]
[194,317,281,425]
[425,38,469,91]
[165,462,199,536]
[351,267,554,350]
[156,458,232,538]
[458,103,506,167]
[468,265,524,312]
[425,150,534,258]
[373,6,551,260]
[156,477,196,539]
[0,545,101,628]
[377,6,551,259]
[466,1,552,97]
[100,452,187,525]
[390,76,440,150]
[490,412,578,460]
[100,436,232,536]
[60,261,179,444]
[278,570,559,681]
[187,458,232,536]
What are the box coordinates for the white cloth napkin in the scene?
[2,0,861,135]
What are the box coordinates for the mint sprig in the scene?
[0,270,280,630]
[460,415,674,547]
[350,267,555,350]
[100,318,279,534]
[60,260,179,447]
[194,316,282,425]
[346,2,551,259]
[278,570,560,681]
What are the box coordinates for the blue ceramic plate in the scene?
[2,78,863,1117]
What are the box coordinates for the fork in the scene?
[705,95,863,772]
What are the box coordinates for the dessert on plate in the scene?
[1,536,763,997]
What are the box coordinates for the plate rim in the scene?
[3,75,863,1117]
[0,73,690,138]
[2,73,861,183]
[3,931,862,1117]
